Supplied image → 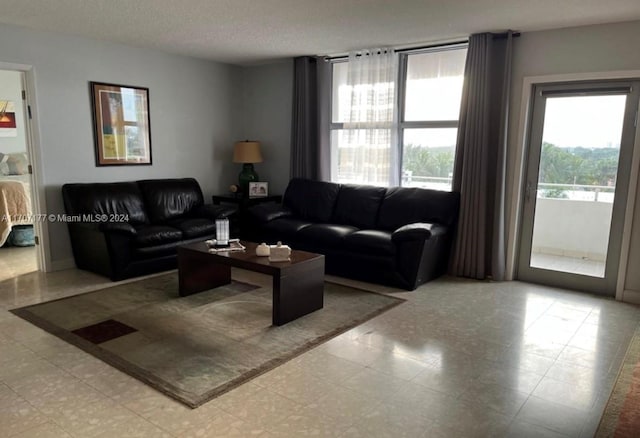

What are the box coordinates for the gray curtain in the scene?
[290,56,331,180]
[450,31,513,280]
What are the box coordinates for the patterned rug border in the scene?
[596,323,640,437]
[10,275,405,408]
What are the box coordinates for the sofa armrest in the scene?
[67,221,131,279]
[193,204,238,220]
[392,222,447,244]
[99,222,137,236]
[248,203,292,224]
[69,222,99,231]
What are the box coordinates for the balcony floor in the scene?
[530,252,605,278]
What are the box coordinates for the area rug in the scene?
[596,324,640,437]
[11,272,403,408]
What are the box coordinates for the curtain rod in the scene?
[323,31,520,61]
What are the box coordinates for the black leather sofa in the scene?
[247,178,460,290]
[62,178,235,280]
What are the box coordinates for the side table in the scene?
[212,194,282,238]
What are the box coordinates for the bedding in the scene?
[0,152,29,176]
[0,179,32,246]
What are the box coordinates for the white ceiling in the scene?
[1,0,639,65]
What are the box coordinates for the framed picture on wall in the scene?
[249,182,269,198]
[90,82,152,166]
[0,100,17,137]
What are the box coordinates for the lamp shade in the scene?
[233,141,263,163]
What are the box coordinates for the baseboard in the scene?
[621,289,640,305]
[49,258,76,271]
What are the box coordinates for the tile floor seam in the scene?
[514,417,574,438]
[3,409,50,438]
[211,386,314,432]
[511,393,532,423]
[13,344,78,379]
[112,396,180,438]
[264,383,382,426]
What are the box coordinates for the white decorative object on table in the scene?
[256,242,270,256]
[215,218,229,246]
[269,241,291,262]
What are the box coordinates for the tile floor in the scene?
[0,246,37,282]
[0,268,639,437]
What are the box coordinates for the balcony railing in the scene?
[401,174,453,191]
[536,183,615,203]
[400,175,616,202]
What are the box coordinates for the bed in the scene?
[0,175,32,246]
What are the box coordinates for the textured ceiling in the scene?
[0,0,639,65]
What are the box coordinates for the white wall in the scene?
[507,20,640,296]
[531,198,612,261]
[233,61,293,195]
[0,69,26,153]
[0,23,237,267]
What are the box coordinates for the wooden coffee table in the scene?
[177,241,325,326]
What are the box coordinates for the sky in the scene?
[542,95,626,149]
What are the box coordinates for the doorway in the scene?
[0,68,39,280]
[517,80,640,296]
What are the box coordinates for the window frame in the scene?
[329,43,468,190]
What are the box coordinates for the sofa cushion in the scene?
[263,218,313,240]
[62,182,148,225]
[134,225,182,247]
[249,203,292,224]
[296,224,358,248]
[138,178,204,223]
[377,187,460,231]
[332,184,386,229]
[343,230,394,255]
[283,178,340,223]
[131,241,181,259]
[168,218,216,239]
[99,222,137,236]
[192,204,237,220]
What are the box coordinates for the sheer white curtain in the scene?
[338,48,399,186]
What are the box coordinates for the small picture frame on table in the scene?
[249,182,268,198]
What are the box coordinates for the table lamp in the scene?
[233,140,263,193]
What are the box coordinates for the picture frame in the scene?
[90,81,152,166]
[0,100,17,137]
[249,182,269,198]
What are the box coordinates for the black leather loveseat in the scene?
[247,178,460,290]
[62,178,235,280]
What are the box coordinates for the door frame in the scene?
[516,80,638,296]
[0,61,50,272]
[507,70,640,300]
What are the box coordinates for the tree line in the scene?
[402,142,619,189]
[402,144,454,180]
[539,142,619,186]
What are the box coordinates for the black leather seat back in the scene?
[62,182,148,225]
[376,187,460,231]
[332,184,386,229]
[137,178,204,223]
[283,178,341,223]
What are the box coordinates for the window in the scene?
[330,45,467,190]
